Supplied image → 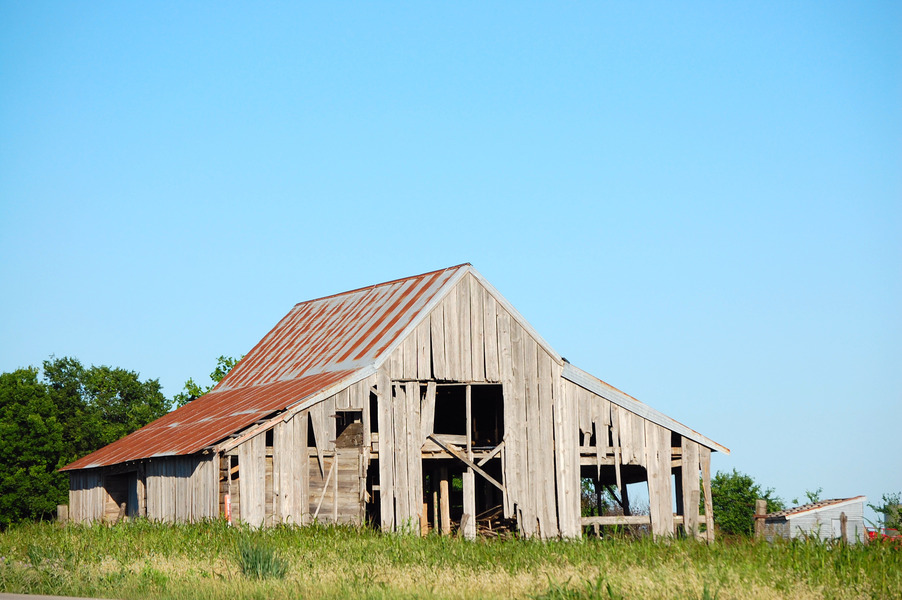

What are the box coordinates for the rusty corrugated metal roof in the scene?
[61,264,468,471]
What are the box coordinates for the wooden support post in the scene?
[674,464,685,537]
[622,483,631,516]
[595,479,602,516]
[439,467,451,535]
[57,504,68,524]
[432,476,439,534]
[466,385,472,461]
[754,499,767,539]
[137,462,146,517]
[463,469,476,540]
[700,447,714,542]
[421,502,429,536]
[840,511,848,544]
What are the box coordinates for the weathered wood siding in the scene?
[566,378,715,539]
[384,273,580,538]
[68,470,105,523]
[145,455,217,522]
[272,412,308,525]
[307,450,364,524]
[389,273,513,383]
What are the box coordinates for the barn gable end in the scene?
[63,265,728,539]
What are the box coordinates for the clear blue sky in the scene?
[2,2,899,519]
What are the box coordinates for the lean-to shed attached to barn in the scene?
[62,264,729,539]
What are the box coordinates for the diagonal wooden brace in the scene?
[428,434,506,493]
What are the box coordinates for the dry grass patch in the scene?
[0,521,899,599]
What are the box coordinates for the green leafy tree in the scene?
[0,368,67,526]
[711,469,785,536]
[0,357,170,526]
[43,357,169,464]
[804,487,823,504]
[173,355,241,408]
[868,492,902,531]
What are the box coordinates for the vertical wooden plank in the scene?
[598,397,612,457]
[443,288,461,380]
[207,455,218,518]
[462,469,476,540]
[272,421,284,523]
[430,304,447,380]
[403,332,418,379]
[421,381,436,444]
[610,405,621,487]
[518,325,538,536]
[377,367,395,531]
[584,384,602,447]
[324,394,337,451]
[482,288,500,382]
[681,437,701,538]
[349,379,365,410]
[631,411,646,466]
[458,277,472,381]
[498,309,516,519]
[393,383,410,529]
[469,275,485,382]
[416,318,432,380]
[700,446,714,542]
[239,435,266,528]
[390,345,403,380]
[310,401,328,475]
[645,422,674,538]
[296,411,310,524]
[342,387,352,410]
[439,467,451,535]
[361,380,372,449]
[537,349,558,537]
[406,382,423,533]
[136,463,146,518]
[618,408,633,465]
[466,384,473,460]
[554,368,580,537]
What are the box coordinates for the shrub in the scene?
[235,536,288,580]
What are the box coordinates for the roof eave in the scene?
[562,363,730,455]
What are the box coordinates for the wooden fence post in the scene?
[840,511,848,544]
[754,499,767,539]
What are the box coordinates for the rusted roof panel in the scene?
[61,371,354,470]
[61,265,467,471]
[766,496,866,519]
[215,264,463,391]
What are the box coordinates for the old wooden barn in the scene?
[62,264,729,539]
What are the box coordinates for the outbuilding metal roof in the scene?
[61,264,467,471]
[765,496,866,520]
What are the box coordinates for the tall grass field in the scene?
[0,520,898,599]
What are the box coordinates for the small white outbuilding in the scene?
[763,496,867,544]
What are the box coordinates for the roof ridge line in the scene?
[372,265,472,372]
[293,263,471,306]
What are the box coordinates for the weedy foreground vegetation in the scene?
[0,520,899,600]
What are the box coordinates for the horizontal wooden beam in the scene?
[581,515,650,525]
